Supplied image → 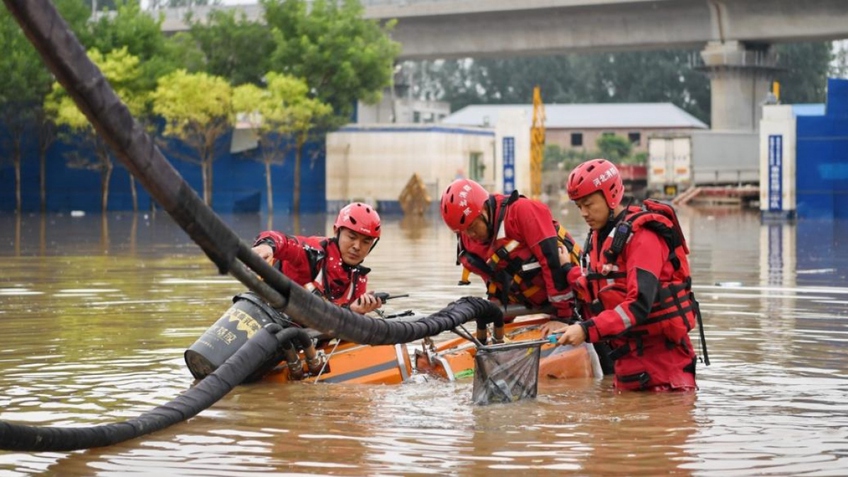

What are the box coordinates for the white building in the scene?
[442,103,708,153]
[326,110,532,214]
[326,103,711,213]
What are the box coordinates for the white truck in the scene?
[647,136,692,198]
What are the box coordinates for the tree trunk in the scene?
[101,161,113,213]
[265,159,273,214]
[130,175,138,212]
[15,214,22,256]
[293,134,307,216]
[14,150,21,215]
[100,213,110,250]
[292,140,303,216]
[1,115,25,214]
[38,115,56,214]
[201,159,210,206]
[207,157,214,208]
[40,151,46,214]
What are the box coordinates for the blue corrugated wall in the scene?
[796,78,848,220]
[0,128,326,214]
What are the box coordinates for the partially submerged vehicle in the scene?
[185,292,603,386]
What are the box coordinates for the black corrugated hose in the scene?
[0,0,505,452]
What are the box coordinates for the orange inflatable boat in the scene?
[185,293,602,385]
[262,315,602,385]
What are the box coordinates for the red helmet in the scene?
[334,202,381,238]
[567,159,623,209]
[440,179,489,233]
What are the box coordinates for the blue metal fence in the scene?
[0,128,327,214]
[796,78,848,220]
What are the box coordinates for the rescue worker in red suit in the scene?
[553,159,701,391]
[439,178,582,344]
[251,202,383,315]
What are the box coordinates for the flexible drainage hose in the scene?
[0,0,506,453]
[0,324,282,452]
[0,297,502,452]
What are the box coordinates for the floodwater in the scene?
[1,204,847,476]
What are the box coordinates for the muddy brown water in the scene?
[1,206,847,476]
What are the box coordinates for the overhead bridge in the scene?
[160,0,848,58]
[158,0,848,131]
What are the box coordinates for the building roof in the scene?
[442,103,709,129]
[338,124,494,136]
[792,104,826,116]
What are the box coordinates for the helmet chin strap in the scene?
[608,201,630,224]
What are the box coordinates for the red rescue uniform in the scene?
[457,191,580,321]
[577,202,699,391]
[254,231,369,307]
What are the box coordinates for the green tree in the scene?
[88,0,181,93]
[595,134,632,163]
[774,42,833,104]
[44,48,148,213]
[160,31,207,74]
[234,73,333,215]
[410,50,711,122]
[263,0,400,126]
[1,8,44,213]
[832,41,848,78]
[88,0,119,11]
[146,0,215,8]
[0,0,92,213]
[67,0,190,211]
[832,42,848,79]
[152,70,234,206]
[571,50,710,122]
[409,56,582,110]
[413,43,834,124]
[544,144,588,173]
[187,8,274,86]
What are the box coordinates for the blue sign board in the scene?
[767,135,783,212]
[503,137,515,194]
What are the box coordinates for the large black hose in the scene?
[278,326,315,354]
[0,297,503,452]
[241,327,315,383]
[0,324,282,452]
[0,0,500,347]
[282,287,503,346]
[0,0,506,453]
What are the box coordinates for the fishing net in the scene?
[472,340,545,405]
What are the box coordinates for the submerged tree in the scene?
[0,9,41,214]
[233,73,333,214]
[89,0,182,92]
[263,0,400,126]
[262,0,398,213]
[44,47,147,213]
[187,8,274,86]
[0,0,90,213]
[152,70,234,207]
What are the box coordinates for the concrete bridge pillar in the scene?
[698,41,779,131]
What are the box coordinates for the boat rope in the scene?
[314,338,342,383]
[452,324,485,347]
